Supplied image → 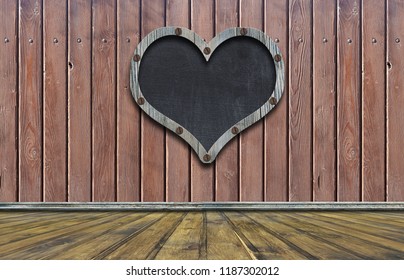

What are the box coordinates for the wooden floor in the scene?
[0,211,403,260]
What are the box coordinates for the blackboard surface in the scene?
[139,35,276,150]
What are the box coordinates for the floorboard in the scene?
[0,210,402,260]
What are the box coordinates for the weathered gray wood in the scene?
[1,202,403,211]
[131,27,285,163]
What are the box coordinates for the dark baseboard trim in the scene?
[0,202,404,211]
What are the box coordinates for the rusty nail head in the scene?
[396,38,401,43]
[240,28,248,36]
[4,37,9,43]
[274,54,281,62]
[203,154,211,162]
[231,127,239,134]
[176,127,183,135]
[203,47,211,55]
[133,54,141,62]
[175,28,182,36]
[137,97,145,105]
[323,37,328,43]
[269,97,277,105]
[77,38,82,43]
[274,38,280,43]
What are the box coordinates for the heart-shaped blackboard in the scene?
[131,27,284,163]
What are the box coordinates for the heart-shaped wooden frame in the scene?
[130,27,285,163]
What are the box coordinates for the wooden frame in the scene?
[130,26,285,163]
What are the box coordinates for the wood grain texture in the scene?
[102,212,185,259]
[68,0,92,201]
[337,0,361,201]
[206,211,252,259]
[387,0,404,201]
[190,0,215,201]
[240,0,264,201]
[247,211,360,259]
[19,0,43,201]
[43,0,67,202]
[215,0,239,201]
[2,0,404,202]
[0,0,18,201]
[141,0,166,202]
[313,0,337,201]
[362,0,385,201]
[54,213,163,259]
[265,0,288,201]
[0,210,403,259]
[165,0,191,202]
[224,211,307,259]
[155,212,203,259]
[117,0,141,201]
[92,0,117,201]
[289,0,312,201]
[277,212,404,259]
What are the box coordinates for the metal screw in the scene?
[203,154,211,162]
[372,38,377,44]
[126,37,130,43]
[175,127,183,135]
[77,38,82,43]
[137,97,145,105]
[274,38,279,43]
[240,28,248,36]
[203,47,211,55]
[347,38,352,44]
[102,38,107,43]
[29,38,33,43]
[4,37,9,43]
[396,38,401,43]
[274,54,281,62]
[269,97,277,106]
[175,28,182,36]
[298,38,303,43]
[53,38,58,43]
[231,127,239,134]
[133,54,141,62]
[323,37,328,43]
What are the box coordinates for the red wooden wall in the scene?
[0,0,403,202]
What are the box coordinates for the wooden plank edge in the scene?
[0,202,404,211]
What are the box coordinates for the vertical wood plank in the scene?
[215,0,239,202]
[313,0,337,201]
[190,0,215,202]
[43,0,67,201]
[387,0,404,201]
[240,0,264,202]
[19,0,43,201]
[92,0,117,201]
[117,0,141,201]
[337,0,361,201]
[141,0,166,202]
[0,0,18,202]
[289,0,312,201]
[264,0,288,201]
[68,0,92,201]
[165,0,191,202]
[362,0,385,201]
